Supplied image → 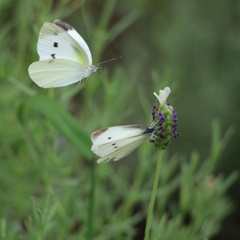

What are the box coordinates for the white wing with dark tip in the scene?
[37,22,90,66]
[91,125,151,163]
[28,20,95,88]
[53,19,92,64]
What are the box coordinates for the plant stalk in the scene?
[87,160,96,240]
[144,150,163,240]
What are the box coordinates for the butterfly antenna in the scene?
[97,56,121,66]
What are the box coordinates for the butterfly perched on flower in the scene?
[28,19,97,88]
[91,87,179,163]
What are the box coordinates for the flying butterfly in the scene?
[28,19,97,88]
[91,125,154,163]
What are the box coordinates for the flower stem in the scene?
[87,160,96,240]
[144,150,163,240]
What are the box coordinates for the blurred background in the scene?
[0,0,239,239]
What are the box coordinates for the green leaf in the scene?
[18,95,91,159]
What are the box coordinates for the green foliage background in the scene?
[0,0,239,239]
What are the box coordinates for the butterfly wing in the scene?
[91,125,150,163]
[37,22,90,67]
[54,19,92,64]
[94,136,148,163]
[28,59,86,88]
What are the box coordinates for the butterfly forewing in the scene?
[53,20,92,64]
[38,22,90,67]
[91,125,147,145]
[91,125,150,163]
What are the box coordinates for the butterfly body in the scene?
[91,125,154,163]
[28,20,97,88]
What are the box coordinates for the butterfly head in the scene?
[143,126,155,134]
[91,65,98,73]
[90,65,105,75]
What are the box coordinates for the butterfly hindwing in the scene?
[95,135,148,163]
[28,59,86,88]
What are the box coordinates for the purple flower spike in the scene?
[173,115,178,123]
[150,86,179,149]
[152,105,157,111]
[159,127,165,132]
[159,134,164,140]
[158,112,165,124]
[172,132,179,138]
[152,105,158,121]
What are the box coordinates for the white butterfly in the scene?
[28,19,97,88]
[91,125,154,163]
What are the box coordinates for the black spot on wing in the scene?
[111,143,118,149]
[51,54,56,59]
[53,42,58,47]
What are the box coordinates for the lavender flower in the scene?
[150,87,179,149]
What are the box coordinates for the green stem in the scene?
[87,160,96,240]
[144,150,163,240]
